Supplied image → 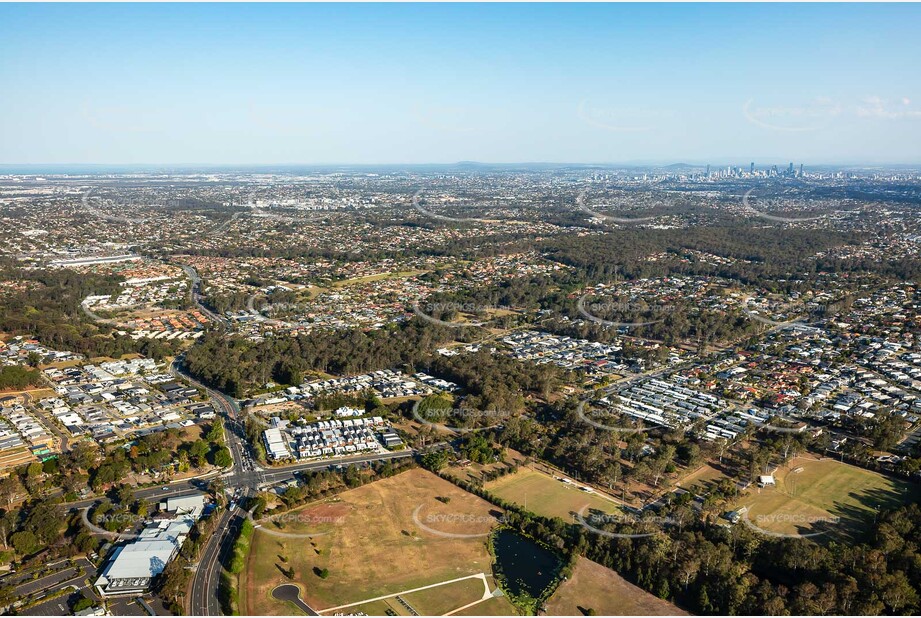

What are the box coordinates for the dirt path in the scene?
[317,573,489,614]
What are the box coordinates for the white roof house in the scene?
[94,518,193,596]
[264,427,291,459]
[161,492,207,518]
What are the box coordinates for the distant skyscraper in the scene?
[799,164,804,177]
[750,162,755,174]
[705,164,710,178]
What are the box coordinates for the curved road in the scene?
[180,264,228,326]
[272,584,318,616]
[176,356,414,615]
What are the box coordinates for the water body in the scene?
[492,528,562,599]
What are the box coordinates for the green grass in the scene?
[487,468,621,521]
[400,576,488,615]
[330,270,426,288]
[739,457,921,539]
[451,595,520,616]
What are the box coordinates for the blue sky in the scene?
[1,3,920,165]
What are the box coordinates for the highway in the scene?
[66,477,219,510]
[179,264,228,326]
[189,506,244,616]
[57,356,415,615]
[172,356,414,615]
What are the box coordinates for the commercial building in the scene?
[93,492,206,597]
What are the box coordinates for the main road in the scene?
[188,505,244,617]
[65,356,414,615]
[179,264,228,326]
[173,356,414,615]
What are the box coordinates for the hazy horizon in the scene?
[2,3,920,165]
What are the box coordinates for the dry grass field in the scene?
[738,456,920,538]
[679,463,728,494]
[242,468,503,615]
[543,557,687,616]
[486,467,621,521]
[452,595,521,616]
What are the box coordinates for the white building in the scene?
[94,518,193,596]
[263,427,292,460]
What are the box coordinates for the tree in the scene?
[420,450,449,472]
[116,484,135,506]
[206,421,224,445]
[213,447,232,468]
[11,530,39,556]
[72,597,95,613]
[26,461,43,478]
[880,571,918,613]
[0,476,23,507]
[189,439,210,467]
[158,558,190,605]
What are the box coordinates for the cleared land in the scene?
[330,270,427,288]
[543,557,687,616]
[399,576,489,616]
[679,463,728,495]
[242,468,503,615]
[452,595,520,616]
[738,456,921,538]
[487,467,621,521]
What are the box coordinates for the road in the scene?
[172,356,414,615]
[271,584,319,615]
[180,264,228,326]
[48,355,415,615]
[188,506,243,616]
[66,478,219,510]
[170,359,252,473]
[21,389,72,453]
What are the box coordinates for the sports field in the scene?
[242,468,505,615]
[738,456,920,538]
[544,557,688,616]
[679,464,728,495]
[486,467,621,521]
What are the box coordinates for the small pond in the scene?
[492,528,562,600]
